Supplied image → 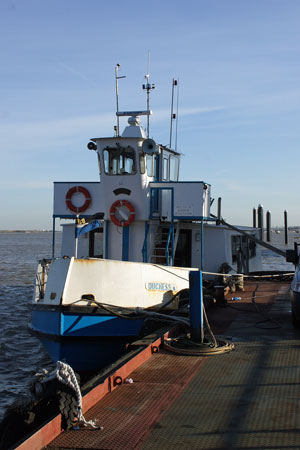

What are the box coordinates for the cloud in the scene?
[151,106,226,121]
[0,105,226,155]
[0,112,115,153]
[59,63,99,88]
[235,88,300,117]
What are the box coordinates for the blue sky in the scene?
[1,0,300,229]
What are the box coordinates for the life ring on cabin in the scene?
[65,186,92,213]
[109,199,135,227]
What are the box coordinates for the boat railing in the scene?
[142,223,150,262]
[165,223,174,266]
[149,182,211,221]
[35,258,52,301]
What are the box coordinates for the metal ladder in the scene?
[149,223,180,266]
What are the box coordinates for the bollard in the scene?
[266,210,271,242]
[284,210,288,245]
[257,204,264,241]
[253,208,256,228]
[189,270,204,343]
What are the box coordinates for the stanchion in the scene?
[189,270,204,343]
[164,270,234,356]
[284,210,288,245]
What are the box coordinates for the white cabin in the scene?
[52,112,262,275]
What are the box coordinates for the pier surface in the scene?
[25,281,300,450]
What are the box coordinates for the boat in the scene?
[29,69,263,372]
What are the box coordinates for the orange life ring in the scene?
[65,186,92,213]
[109,200,135,227]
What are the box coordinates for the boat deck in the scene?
[20,280,300,450]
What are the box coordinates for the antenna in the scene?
[169,79,179,148]
[115,64,126,136]
[142,52,155,138]
[175,78,179,151]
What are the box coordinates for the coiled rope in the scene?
[93,299,234,356]
[38,361,100,430]
[163,336,234,355]
[163,299,234,356]
[76,294,233,356]
[55,361,100,429]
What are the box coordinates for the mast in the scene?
[142,52,155,137]
[175,78,179,151]
[169,79,178,148]
[115,64,126,136]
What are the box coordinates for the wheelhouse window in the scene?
[146,154,154,177]
[103,146,136,175]
[139,153,155,177]
[139,152,146,174]
[163,157,169,180]
[170,156,179,181]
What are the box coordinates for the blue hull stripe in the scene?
[30,308,145,371]
[31,309,143,337]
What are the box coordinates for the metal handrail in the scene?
[142,223,150,263]
[35,259,52,300]
[165,223,174,266]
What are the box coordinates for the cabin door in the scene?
[89,228,104,258]
[174,230,192,267]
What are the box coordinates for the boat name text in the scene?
[146,282,176,291]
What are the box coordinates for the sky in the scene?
[1,0,300,229]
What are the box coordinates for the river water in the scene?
[0,230,297,419]
[0,232,60,419]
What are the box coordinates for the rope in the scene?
[203,303,217,347]
[134,308,190,326]
[42,361,101,430]
[203,271,294,278]
[57,361,101,429]
[75,298,191,326]
[77,297,231,355]
[229,292,287,301]
[251,285,281,330]
[163,298,234,356]
[164,336,234,356]
[225,286,282,329]
[157,289,189,310]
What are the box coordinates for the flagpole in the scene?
[75,215,79,258]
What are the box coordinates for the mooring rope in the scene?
[56,361,101,429]
[37,361,100,430]
[203,271,294,278]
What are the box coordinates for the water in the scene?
[261,230,297,271]
[0,232,61,420]
[0,230,297,420]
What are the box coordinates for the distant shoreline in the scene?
[0,230,60,233]
[0,228,299,233]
